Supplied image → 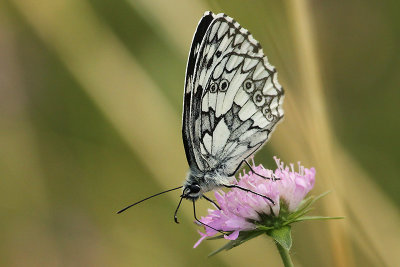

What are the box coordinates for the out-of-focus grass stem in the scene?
[286,0,355,266]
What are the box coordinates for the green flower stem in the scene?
[275,241,294,267]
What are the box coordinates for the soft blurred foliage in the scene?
[1,0,399,266]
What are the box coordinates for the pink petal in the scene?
[193,235,207,248]
[193,231,208,248]
[224,230,240,240]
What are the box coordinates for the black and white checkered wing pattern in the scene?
[183,12,284,176]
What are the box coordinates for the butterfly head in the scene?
[182,171,224,200]
[182,183,201,200]
[182,171,211,200]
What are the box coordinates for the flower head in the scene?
[194,157,316,248]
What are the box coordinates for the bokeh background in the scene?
[1,0,399,266]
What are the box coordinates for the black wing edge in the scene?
[182,11,215,170]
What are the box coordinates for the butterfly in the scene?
[118,11,284,231]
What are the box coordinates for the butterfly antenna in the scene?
[174,196,184,224]
[117,186,183,214]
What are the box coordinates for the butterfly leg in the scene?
[244,160,280,181]
[224,184,275,205]
[174,196,184,224]
[202,194,221,210]
[193,200,227,234]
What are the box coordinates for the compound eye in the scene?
[189,184,201,194]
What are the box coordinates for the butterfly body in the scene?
[181,11,284,201]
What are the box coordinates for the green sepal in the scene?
[208,231,264,257]
[286,191,330,223]
[291,215,344,223]
[266,225,292,250]
[255,225,274,231]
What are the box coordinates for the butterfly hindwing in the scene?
[183,12,284,176]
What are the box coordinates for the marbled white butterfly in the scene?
[118,11,284,231]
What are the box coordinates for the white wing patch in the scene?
[215,92,226,117]
[233,34,244,46]
[238,100,257,121]
[251,111,269,128]
[202,133,212,154]
[234,89,250,106]
[222,70,247,114]
[217,22,229,39]
[218,34,234,54]
[209,21,220,41]
[212,119,230,155]
[242,58,259,72]
[253,62,268,79]
[212,57,228,80]
[226,54,243,71]
[208,91,217,111]
[206,44,216,61]
[262,76,274,94]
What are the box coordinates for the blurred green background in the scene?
[1,0,399,266]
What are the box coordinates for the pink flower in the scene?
[194,157,316,248]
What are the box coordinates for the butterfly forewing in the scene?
[183,12,284,177]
